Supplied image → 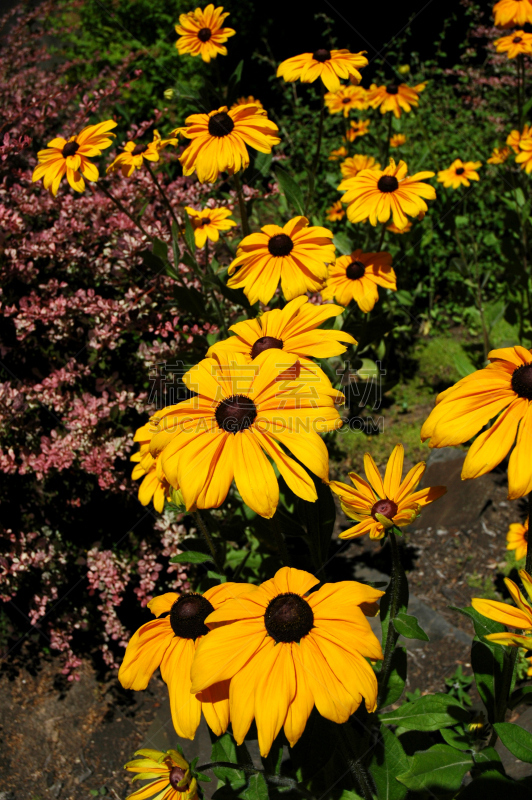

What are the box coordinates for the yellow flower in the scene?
[421,345,532,500]
[32,120,117,196]
[131,423,173,513]
[515,131,532,172]
[338,158,436,230]
[493,0,532,28]
[147,350,344,518]
[387,220,413,234]
[185,206,236,248]
[118,585,248,739]
[227,215,335,305]
[324,85,369,117]
[367,83,426,118]
[340,154,381,178]
[326,200,345,221]
[175,4,235,62]
[390,133,407,148]
[345,119,371,142]
[487,145,511,164]
[125,748,198,800]
[495,30,532,57]
[277,48,368,93]
[190,566,384,756]
[106,130,177,177]
[437,158,482,189]
[507,124,531,152]
[328,145,349,161]
[321,250,396,313]
[175,104,280,184]
[329,444,447,540]
[207,295,355,362]
[507,517,529,561]
[231,95,264,111]
[472,569,532,649]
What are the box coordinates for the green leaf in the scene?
[472,746,503,774]
[379,647,407,707]
[184,211,197,255]
[379,693,469,731]
[370,724,409,800]
[170,551,213,564]
[152,236,169,262]
[396,744,473,794]
[141,249,166,273]
[333,232,352,255]
[297,479,336,565]
[254,151,272,177]
[239,773,268,800]
[509,685,532,708]
[494,722,532,763]
[440,725,473,751]
[275,166,305,216]
[393,611,429,641]
[173,285,210,319]
[380,560,408,653]
[211,735,245,787]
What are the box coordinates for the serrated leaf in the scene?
[393,611,429,641]
[396,744,473,794]
[379,693,469,731]
[494,722,532,763]
[370,724,408,800]
[170,551,213,564]
[275,166,305,216]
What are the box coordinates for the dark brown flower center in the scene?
[386,85,399,95]
[514,36,523,43]
[455,166,465,175]
[198,27,212,42]
[169,593,214,639]
[62,141,79,158]
[342,97,351,104]
[251,336,283,359]
[131,143,148,156]
[208,112,234,138]
[268,233,293,257]
[264,592,314,643]
[371,498,398,521]
[215,394,257,432]
[511,363,532,400]
[313,48,331,62]
[199,217,211,226]
[346,259,366,280]
[377,175,399,193]
[169,767,188,791]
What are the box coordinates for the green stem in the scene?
[97,182,149,237]
[192,511,225,576]
[305,80,325,214]
[204,239,228,337]
[335,724,374,800]
[377,222,387,251]
[489,646,518,747]
[526,492,532,575]
[145,161,181,230]
[518,54,523,130]
[383,113,393,164]
[377,529,403,707]
[233,172,251,237]
[269,513,291,566]
[195,763,315,799]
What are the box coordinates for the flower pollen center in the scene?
[511,363,532,400]
[386,85,399,95]
[371,498,398,522]
[455,166,465,175]
[208,112,235,138]
[132,143,148,156]
[169,767,188,791]
[264,592,314,643]
[268,233,293,257]
[62,141,79,158]
[346,259,366,280]
[514,36,523,43]
[378,175,399,193]
[342,97,350,104]
[313,48,331,62]
[169,593,214,639]
[215,394,257,433]
[251,336,283,359]
[198,27,212,42]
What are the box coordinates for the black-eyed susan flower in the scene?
[472,569,532,650]
[328,145,349,161]
[390,133,407,148]
[231,95,264,111]
[185,206,236,248]
[329,444,447,540]
[125,748,198,800]
[345,119,370,142]
[277,49,368,93]
[175,4,235,62]
[495,30,532,57]
[119,584,248,739]
[326,200,345,221]
[175,105,280,184]
[340,154,380,179]
[488,145,511,164]
[106,130,177,178]
[321,250,396,313]
[131,423,173,513]
[367,83,426,118]
[437,158,482,189]
[493,0,532,28]
[226,216,335,305]
[339,158,436,231]
[421,345,532,500]
[190,566,383,757]
[207,295,355,362]
[387,220,413,234]
[507,124,531,152]
[324,85,368,117]
[515,133,532,172]
[32,120,117,195]
[148,350,344,518]
[507,517,529,561]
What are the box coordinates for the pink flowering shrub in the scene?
[0,2,220,677]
